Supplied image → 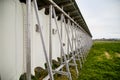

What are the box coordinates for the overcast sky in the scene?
[76,0,120,39]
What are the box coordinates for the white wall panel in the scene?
[0,0,24,80]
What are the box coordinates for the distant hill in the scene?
[93,38,120,41]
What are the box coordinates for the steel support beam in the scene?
[48,0,91,37]
[33,0,54,80]
[26,0,31,80]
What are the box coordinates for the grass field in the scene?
[77,41,120,80]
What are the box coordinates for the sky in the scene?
[76,0,120,39]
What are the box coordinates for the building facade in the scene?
[0,0,92,80]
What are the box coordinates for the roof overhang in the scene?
[20,0,92,37]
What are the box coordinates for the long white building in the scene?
[0,0,92,80]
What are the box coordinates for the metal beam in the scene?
[33,0,54,80]
[74,16,81,20]
[43,53,78,80]
[52,7,72,80]
[26,0,31,80]
[49,5,52,66]
[47,0,90,36]
[63,2,74,8]
[52,70,68,75]
[69,10,78,15]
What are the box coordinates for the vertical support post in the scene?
[60,6,63,64]
[67,22,70,60]
[26,0,31,80]
[84,34,88,59]
[49,5,52,65]
[71,23,74,51]
[52,7,72,80]
[81,32,85,63]
[78,30,84,64]
[75,28,82,69]
[82,34,86,61]
[71,23,79,75]
[74,28,76,53]
[62,16,78,76]
[33,0,54,80]
[67,13,70,60]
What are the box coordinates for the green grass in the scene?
[77,41,120,80]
